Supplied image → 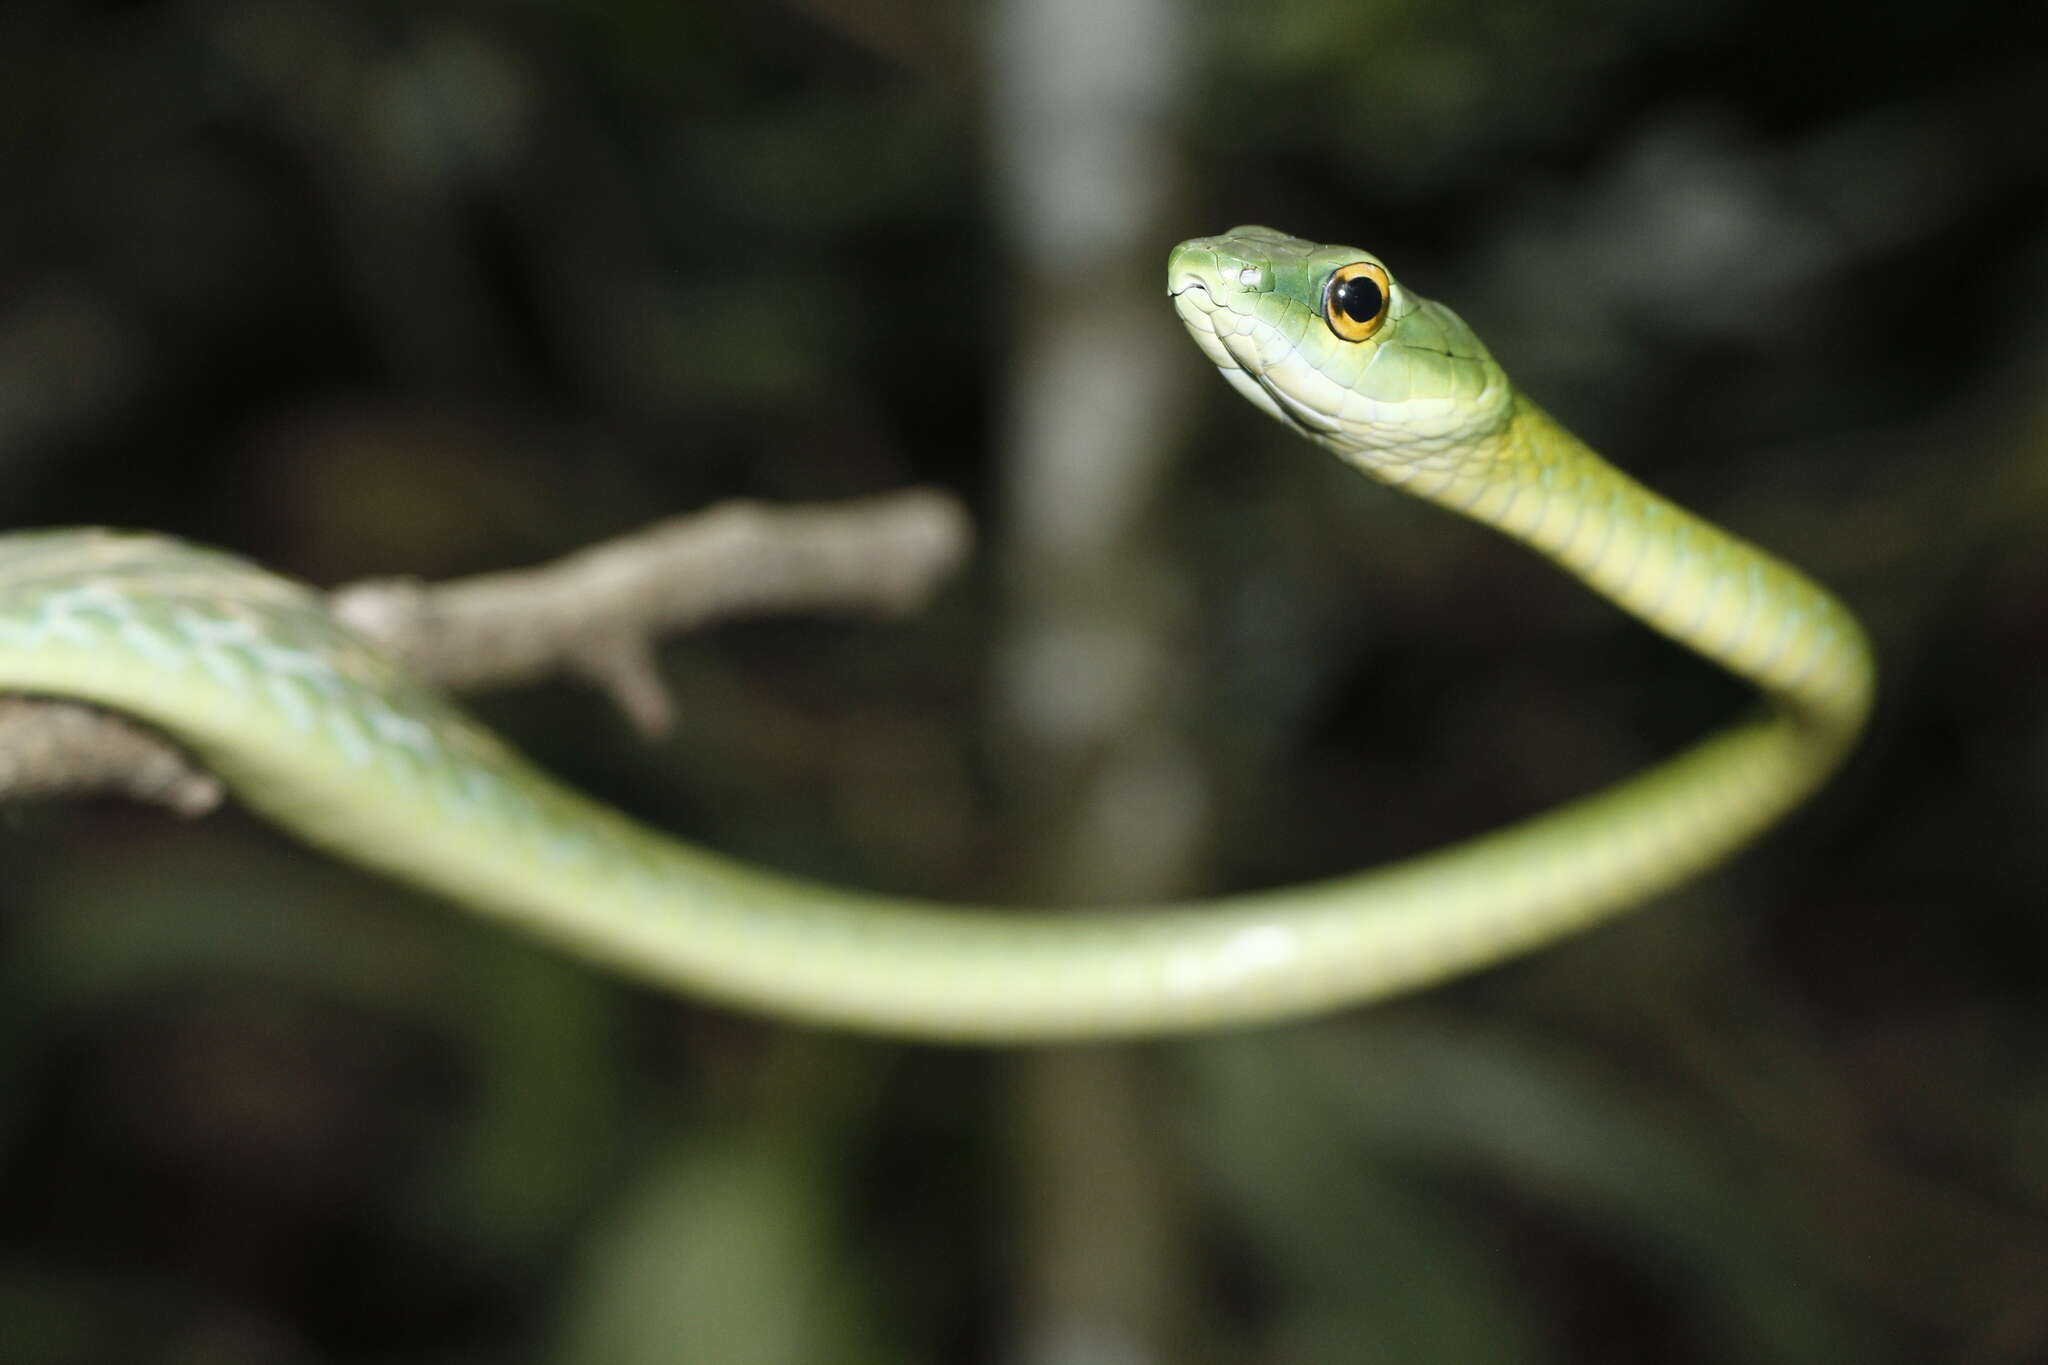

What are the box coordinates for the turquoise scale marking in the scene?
[262,674,317,734]
[119,620,190,672]
[323,707,375,768]
[195,645,252,694]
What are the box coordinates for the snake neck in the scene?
[1360,394,1873,757]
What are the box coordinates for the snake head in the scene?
[1169,226,1515,477]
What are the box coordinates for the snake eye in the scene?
[1323,262,1391,342]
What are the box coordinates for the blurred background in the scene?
[4,1,2047,1361]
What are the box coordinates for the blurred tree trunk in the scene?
[986,1,1199,1361]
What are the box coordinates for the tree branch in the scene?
[0,698,226,816]
[0,488,973,815]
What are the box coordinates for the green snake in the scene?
[0,227,1872,1042]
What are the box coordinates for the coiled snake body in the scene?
[0,228,1872,1042]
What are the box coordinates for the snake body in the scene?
[0,228,1871,1041]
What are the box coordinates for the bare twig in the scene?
[332,488,972,732]
[0,698,224,816]
[0,488,973,814]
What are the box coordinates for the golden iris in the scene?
[1323,262,1391,342]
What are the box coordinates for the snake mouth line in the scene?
[1208,330,1331,436]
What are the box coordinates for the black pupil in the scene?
[1332,273,1384,324]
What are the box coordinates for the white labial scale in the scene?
[1264,383,1341,437]
[1335,386,1378,426]
[1271,355,1352,427]
[1183,317,1235,374]
[1220,365,1289,427]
